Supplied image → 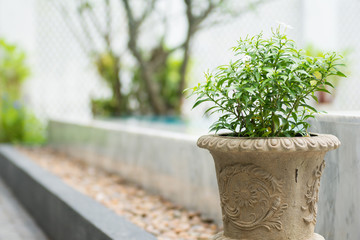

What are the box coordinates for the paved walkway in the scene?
[0,179,48,240]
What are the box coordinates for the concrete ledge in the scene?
[0,145,156,240]
[48,118,221,224]
[309,115,360,240]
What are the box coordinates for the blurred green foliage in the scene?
[305,44,349,88]
[91,98,120,117]
[61,0,262,117]
[0,39,29,98]
[0,39,45,144]
[92,51,129,116]
[305,44,350,103]
[91,54,187,117]
[131,55,186,114]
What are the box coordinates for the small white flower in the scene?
[276,21,294,30]
[241,55,251,63]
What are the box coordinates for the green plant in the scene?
[0,98,45,144]
[0,39,45,144]
[92,51,128,115]
[304,44,350,103]
[0,39,30,98]
[91,98,121,117]
[305,44,349,87]
[131,54,186,114]
[187,28,346,137]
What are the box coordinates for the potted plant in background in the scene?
[304,44,348,104]
[186,28,345,240]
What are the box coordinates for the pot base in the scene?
[211,232,325,240]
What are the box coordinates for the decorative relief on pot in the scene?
[218,164,288,231]
[301,160,325,225]
[197,134,341,153]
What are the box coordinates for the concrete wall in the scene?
[309,113,360,240]
[48,114,360,239]
[48,119,222,223]
[0,145,156,240]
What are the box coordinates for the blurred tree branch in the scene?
[57,0,269,116]
[122,0,167,114]
[56,0,126,115]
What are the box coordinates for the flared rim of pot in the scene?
[197,133,340,153]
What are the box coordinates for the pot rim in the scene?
[197,133,340,153]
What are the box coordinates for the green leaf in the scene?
[324,81,335,88]
[316,88,331,94]
[335,71,346,77]
[203,105,218,115]
[272,114,280,132]
[244,88,255,94]
[192,98,210,109]
[300,104,318,113]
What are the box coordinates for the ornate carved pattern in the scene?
[219,164,288,231]
[197,134,340,153]
[301,160,325,225]
[212,232,325,240]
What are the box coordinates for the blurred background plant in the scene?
[57,0,266,117]
[305,44,350,104]
[1,0,359,127]
[0,39,45,144]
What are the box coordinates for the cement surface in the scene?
[0,178,48,240]
[0,145,156,240]
[309,116,360,240]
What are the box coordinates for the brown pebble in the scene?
[17,146,219,239]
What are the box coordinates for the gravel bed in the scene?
[18,147,219,240]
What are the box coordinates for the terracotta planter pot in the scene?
[197,134,340,240]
